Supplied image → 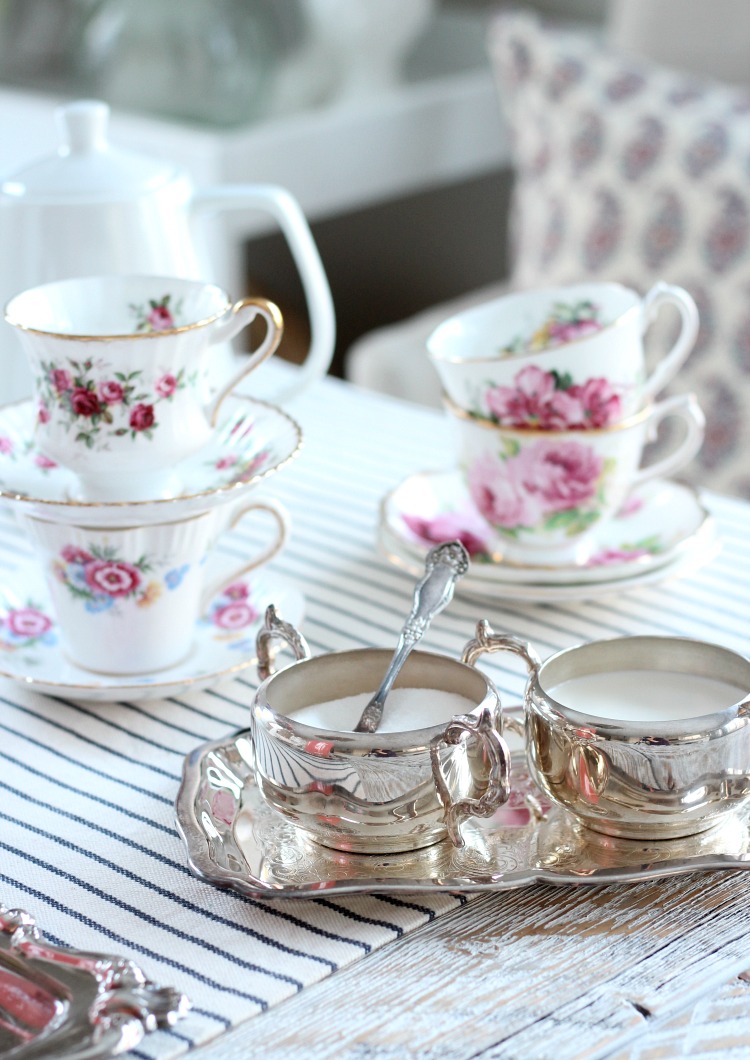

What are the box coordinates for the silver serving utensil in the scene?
[354,540,470,734]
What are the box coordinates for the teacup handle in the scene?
[206,297,285,427]
[430,704,512,848]
[631,393,705,488]
[640,282,699,402]
[256,604,312,683]
[200,499,289,611]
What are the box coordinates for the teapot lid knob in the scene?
[56,100,110,155]
[1,97,179,201]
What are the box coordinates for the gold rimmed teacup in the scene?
[5,274,284,501]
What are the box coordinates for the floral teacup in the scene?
[427,281,699,424]
[17,498,288,674]
[449,392,705,565]
[5,275,284,501]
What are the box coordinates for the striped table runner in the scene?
[1,371,748,1058]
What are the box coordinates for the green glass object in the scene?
[81,0,277,127]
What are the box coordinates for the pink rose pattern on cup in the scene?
[0,579,263,669]
[36,357,195,448]
[398,479,665,568]
[129,294,184,333]
[467,438,611,536]
[0,601,56,655]
[500,299,605,357]
[203,581,260,651]
[463,300,624,429]
[481,365,623,429]
[52,544,192,615]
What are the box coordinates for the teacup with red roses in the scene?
[18,498,288,674]
[5,274,284,502]
[427,281,698,423]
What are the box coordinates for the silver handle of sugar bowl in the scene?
[461,620,542,739]
[256,604,312,682]
[430,704,512,848]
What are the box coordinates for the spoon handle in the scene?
[354,541,470,734]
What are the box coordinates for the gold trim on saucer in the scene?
[377,515,721,603]
[0,394,303,511]
[0,651,259,694]
[377,469,716,584]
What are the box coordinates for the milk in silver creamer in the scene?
[547,670,746,723]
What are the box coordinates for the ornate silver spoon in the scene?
[353,540,470,734]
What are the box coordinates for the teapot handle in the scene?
[192,184,336,404]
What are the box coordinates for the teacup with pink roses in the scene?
[5,274,284,502]
[18,498,288,675]
[449,393,705,565]
[427,281,698,422]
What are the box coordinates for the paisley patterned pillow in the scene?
[488,11,750,498]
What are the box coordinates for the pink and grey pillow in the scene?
[488,10,750,498]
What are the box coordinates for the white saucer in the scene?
[379,470,718,602]
[0,394,302,526]
[0,552,304,701]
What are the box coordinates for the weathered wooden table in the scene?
[198,872,750,1058]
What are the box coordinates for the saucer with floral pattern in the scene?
[380,469,717,595]
[0,551,304,701]
[0,393,302,526]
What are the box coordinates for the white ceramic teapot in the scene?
[0,99,335,404]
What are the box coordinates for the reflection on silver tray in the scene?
[0,905,190,1059]
[175,729,750,899]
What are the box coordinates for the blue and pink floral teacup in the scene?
[427,281,698,424]
[5,275,284,502]
[17,498,288,674]
[448,393,705,565]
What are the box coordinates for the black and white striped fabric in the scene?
[1,371,748,1058]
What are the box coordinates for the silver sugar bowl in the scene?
[249,607,512,853]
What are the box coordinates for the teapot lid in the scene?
[1,100,179,202]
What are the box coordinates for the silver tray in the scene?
[0,905,190,1058]
[175,729,750,898]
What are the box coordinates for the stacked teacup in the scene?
[2,273,301,677]
[427,281,705,567]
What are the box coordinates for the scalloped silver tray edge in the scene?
[0,904,189,1059]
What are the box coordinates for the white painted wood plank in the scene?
[605,973,750,1058]
[192,870,750,1059]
